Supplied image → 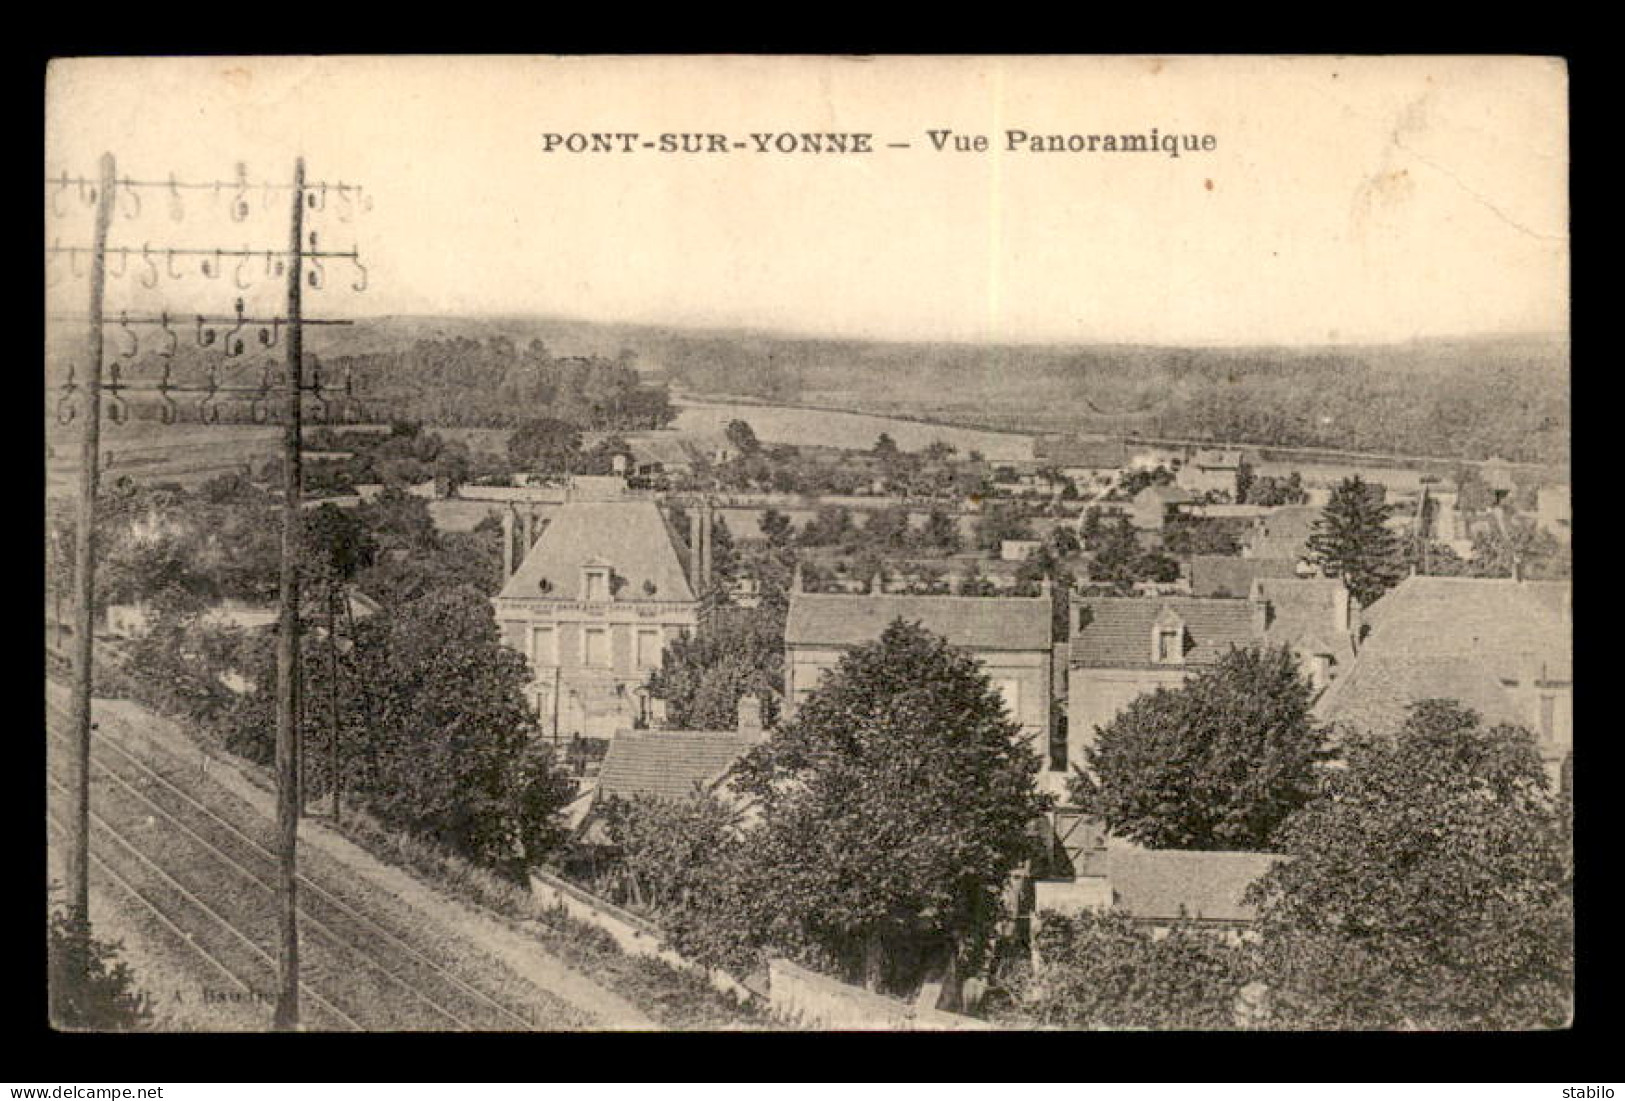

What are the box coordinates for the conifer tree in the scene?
[1306,476,1402,608]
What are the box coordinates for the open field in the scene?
[672,397,1036,461]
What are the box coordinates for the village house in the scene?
[1314,574,1573,783]
[569,694,770,852]
[1037,437,1130,490]
[1242,504,1321,565]
[1187,555,1301,598]
[1067,577,1359,773]
[783,572,1064,791]
[1177,448,1244,497]
[492,477,712,740]
[1068,595,1259,771]
[1032,818,1286,943]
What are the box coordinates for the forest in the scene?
[46,312,1567,464]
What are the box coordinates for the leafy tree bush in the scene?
[507,417,583,472]
[725,419,761,455]
[646,605,786,731]
[975,502,1035,551]
[1115,466,1175,500]
[48,903,152,1031]
[1027,910,1247,1030]
[225,586,574,879]
[1074,645,1326,850]
[1248,700,1572,1029]
[1163,516,1242,557]
[759,507,795,548]
[729,620,1052,994]
[922,508,962,552]
[597,793,763,975]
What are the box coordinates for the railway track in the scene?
[44,794,364,1031]
[44,699,563,1030]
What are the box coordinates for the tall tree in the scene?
[597,792,761,974]
[725,418,761,455]
[507,417,583,472]
[730,619,1051,994]
[759,507,795,548]
[1306,475,1403,608]
[975,502,1035,551]
[923,508,962,552]
[647,604,786,731]
[1248,700,1572,1029]
[1075,645,1326,850]
[223,585,574,878]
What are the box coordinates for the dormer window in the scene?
[1156,628,1182,663]
[582,566,610,602]
[1152,606,1186,664]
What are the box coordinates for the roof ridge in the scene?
[794,591,1051,603]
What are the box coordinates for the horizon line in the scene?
[325,311,1571,353]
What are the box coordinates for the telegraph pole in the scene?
[68,153,116,926]
[272,156,306,1031]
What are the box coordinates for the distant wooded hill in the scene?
[46,315,1568,465]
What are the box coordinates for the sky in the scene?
[45,55,1569,347]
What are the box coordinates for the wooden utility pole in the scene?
[328,584,341,821]
[68,152,116,926]
[272,156,306,1032]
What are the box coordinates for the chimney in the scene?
[1251,597,1272,636]
[502,507,516,579]
[1333,582,1351,635]
[736,693,764,739]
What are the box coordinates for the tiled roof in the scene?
[1189,556,1299,598]
[497,498,696,604]
[1313,651,1526,734]
[1253,505,1320,541]
[595,729,759,803]
[1246,505,1321,562]
[785,591,1053,651]
[1071,596,1257,669]
[1253,577,1357,666]
[1315,576,1572,738]
[1106,847,1286,924]
[1357,576,1571,679]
